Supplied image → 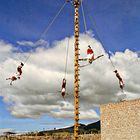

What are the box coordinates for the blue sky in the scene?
[0,0,140,133]
[0,0,140,51]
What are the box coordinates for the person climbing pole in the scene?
[6,75,17,85]
[114,70,124,90]
[87,45,94,64]
[17,62,24,79]
[61,78,66,99]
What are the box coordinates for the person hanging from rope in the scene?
[114,70,124,90]
[61,78,66,99]
[6,75,17,85]
[17,62,24,79]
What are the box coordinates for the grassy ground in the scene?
[0,134,101,140]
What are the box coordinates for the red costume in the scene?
[6,75,17,85]
[87,45,94,64]
[87,48,94,55]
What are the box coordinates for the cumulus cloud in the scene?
[136,51,140,57]
[17,39,48,48]
[0,33,140,120]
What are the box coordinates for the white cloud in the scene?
[0,33,140,120]
[0,128,14,135]
[17,39,48,48]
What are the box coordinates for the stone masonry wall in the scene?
[100,99,140,140]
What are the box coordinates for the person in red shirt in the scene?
[17,62,24,79]
[6,75,17,85]
[61,78,66,99]
[79,45,103,66]
[87,45,94,64]
[114,70,124,90]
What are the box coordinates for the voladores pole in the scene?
[73,0,80,139]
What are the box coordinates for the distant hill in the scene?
[85,121,100,131]
[37,121,100,136]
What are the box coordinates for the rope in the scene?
[64,37,70,78]
[64,2,73,79]
[80,2,125,93]
[88,15,116,70]
[23,53,32,65]
[87,13,125,93]
[18,1,67,65]
[81,0,117,70]
[81,0,87,33]
[40,1,67,39]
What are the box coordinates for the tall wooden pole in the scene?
[74,0,80,140]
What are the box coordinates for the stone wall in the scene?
[100,99,140,140]
[78,134,100,140]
